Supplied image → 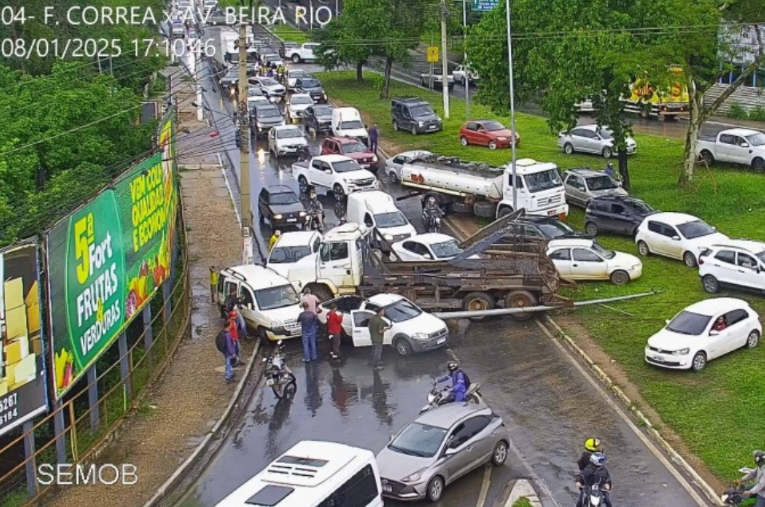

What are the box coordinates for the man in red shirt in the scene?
[228,311,241,366]
[326,303,343,359]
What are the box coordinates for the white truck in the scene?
[331,107,369,146]
[399,154,569,220]
[695,128,765,173]
[213,27,256,69]
[285,42,320,63]
[292,155,379,201]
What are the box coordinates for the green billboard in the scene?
[46,118,178,398]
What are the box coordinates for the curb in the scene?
[504,479,543,507]
[542,315,720,506]
[142,339,261,507]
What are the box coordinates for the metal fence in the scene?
[0,202,190,507]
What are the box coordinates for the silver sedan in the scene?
[385,150,431,184]
[558,124,637,159]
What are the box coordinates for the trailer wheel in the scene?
[462,292,495,322]
[451,202,473,214]
[473,201,496,218]
[505,290,536,321]
[497,206,514,218]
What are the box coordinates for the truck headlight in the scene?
[273,214,283,219]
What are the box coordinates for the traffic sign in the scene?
[472,0,499,11]
[426,46,439,63]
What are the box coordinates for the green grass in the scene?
[512,498,534,507]
[269,23,310,44]
[314,71,765,482]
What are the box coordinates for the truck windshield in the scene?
[384,299,422,323]
[340,120,364,130]
[746,133,765,146]
[677,220,715,240]
[585,175,618,191]
[333,160,362,173]
[269,246,311,264]
[431,240,463,258]
[524,169,562,193]
[375,211,408,228]
[254,284,300,311]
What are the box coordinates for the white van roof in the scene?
[509,158,559,174]
[323,222,367,241]
[222,265,291,288]
[347,190,395,211]
[333,107,360,118]
[274,231,321,248]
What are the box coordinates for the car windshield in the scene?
[333,160,362,173]
[384,299,422,323]
[288,70,306,78]
[257,108,282,118]
[586,175,618,191]
[300,79,320,88]
[259,78,278,86]
[291,96,313,105]
[746,133,765,146]
[340,120,364,129]
[277,128,303,139]
[483,121,505,131]
[314,106,333,116]
[667,311,711,336]
[591,242,616,259]
[629,199,655,213]
[677,220,715,239]
[340,142,368,154]
[598,128,614,139]
[269,246,311,264]
[269,191,299,204]
[248,87,263,96]
[430,239,463,258]
[525,169,562,193]
[410,105,435,117]
[536,220,576,238]
[389,422,446,458]
[253,284,300,311]
[375,211,408,228]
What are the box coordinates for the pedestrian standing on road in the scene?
[326,303,343,359]
[369,124,379,153]
[301,287,321,314]
[297,302,319,362]
[269,230,281,251]
[368,307,390,370]
[227,311,242,366]
[209,266,218,303]
[215,326,236,383]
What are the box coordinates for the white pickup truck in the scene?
[696,128,765,173]
[284,42,320,63]
[292,155,378,201]
[399,154,569,220]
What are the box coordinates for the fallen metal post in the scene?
[433,291,658,320]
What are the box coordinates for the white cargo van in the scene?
[346,191,416,246]
[331,107,369,146]
[215,440,384,507]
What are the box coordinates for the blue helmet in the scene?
[590,452,607,467]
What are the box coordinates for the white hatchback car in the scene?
[384,150,431,184]
[635,212,729,267]
[286,93,314,122]
[547,238,642,285]
[390,233,466,262]
[644,298,761,372]
[267,125,308,157]
[698,240,765,294]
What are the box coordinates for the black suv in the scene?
[295,77,328,104]
[258,185,307,230]
[391,97,442,135]
[584,195,658,237]
[497,216,589,242]
[304,104,334,134]
[250,103,284,138]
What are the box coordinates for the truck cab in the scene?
[217,265,304,342]
[331,108,369,146]
[346,191,416,247]
[497,159,569,219]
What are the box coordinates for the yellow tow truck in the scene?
[620,66,689,120]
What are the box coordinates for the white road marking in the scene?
[476,465,492,507]
[534,319,709,507]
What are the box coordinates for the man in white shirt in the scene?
[300,287,321,314]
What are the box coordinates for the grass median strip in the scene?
[270,23,310,44]
[315,70,765,481]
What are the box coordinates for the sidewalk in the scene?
[48,69,248,507]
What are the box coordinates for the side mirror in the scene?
[741,142,750,148]
[711,226,717,231]
[389,435,394,442]
[423,254,432,259]
[671,236,680,241]
[324,169,332,174]
[444,447,458,457]
[665,319,671,325]
[710,330,719,336]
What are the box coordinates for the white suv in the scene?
[635,212,728,267]
[698,240,765,294]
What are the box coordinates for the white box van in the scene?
[215,440,384,507]
[346,191,416,245]
[331,107,369,146]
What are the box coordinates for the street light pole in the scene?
[440,0,450,118]
[238,20,254,264]
[462,0,469,120]
[505,0,517,211]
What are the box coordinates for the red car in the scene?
[458,120,520,150]
[320,136,379,173]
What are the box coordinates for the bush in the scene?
[727,102,749,119]
[748,105,765,121]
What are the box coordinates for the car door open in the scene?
[350,310,374,347]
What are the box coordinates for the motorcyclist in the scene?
[297,145,311,161]
[605,162,621,181]
[576,452,613,507]
[277,64,285,82]
[306,190,324,230]
[436,361,471,403]
[738,450,765,506]
[578,438,602,471]
[421,196,444,232]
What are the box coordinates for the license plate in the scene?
[548,209,557,216]
[436,338,446,344]
[383,485,392,493]
[428,125,437,130]
[266,379,275,386]
[287,218,297,222]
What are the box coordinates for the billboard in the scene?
[47,117,178,399]
[0,240,48,436]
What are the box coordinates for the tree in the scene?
[313,16,374,82]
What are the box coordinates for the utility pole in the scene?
[238,20,254,264]
[195,47,204,121]
[429,33,435,91]
[505,0,517,210]
[440,0,450,118]
[462,0,469,119]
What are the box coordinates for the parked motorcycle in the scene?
[263,340,297,399]
[419,377,482,413]
[722,468,758,506]
[582,483,606,507]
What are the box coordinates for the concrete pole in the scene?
[239,22,255,264]
[462,0,469,120]
[196,48,204,121]
[505,0,517,210]
[440,0,450,118]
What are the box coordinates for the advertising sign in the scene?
[47,118,178,399]
[472,0,499,11]
[0,240,49,436]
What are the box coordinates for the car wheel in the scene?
[291,54,301,63]
[702,274,720,294]
[394,338,413,356]
[753,158,765,174]
[333,184,346,201]
[393,121,399,131]
[564,143,575,155]
[426,476,445,503]
[460,136,469,147]
[488,140,497,150]
[747,330,760,349]
[388,171,399,184]
[491,440,509,466]
[298,176,309,193]
[610,270,630,285]
[699,150,715,165]
[691,351,707,372]
[602,147,613,159]
[258,327,269,345]
[585,222,598,236]
[411,125,418,136]
[637,240,650,257]
[683,251,697,268]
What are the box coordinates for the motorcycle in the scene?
[722,468,758,506]
[582,483,606,507]
[304,210,325,233]
[297,145,311,161]
[263,340,297,399]
[423,215,441,233]
[420,377,482,414]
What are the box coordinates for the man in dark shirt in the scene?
[297,302,319,362]
[368,307,389,370]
